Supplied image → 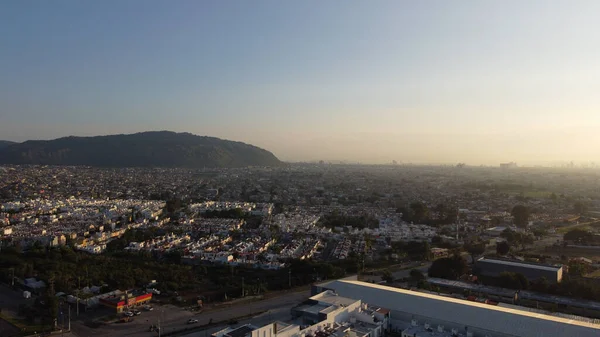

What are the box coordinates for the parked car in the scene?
[132,309,141,316]
[187,319,199,324]
[124,311,134,317]
[144,305,154,311]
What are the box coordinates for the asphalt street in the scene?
[360,263,432,283]
[180,307,294,337]
[70,289,310,337]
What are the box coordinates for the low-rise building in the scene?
[475,257,563,283]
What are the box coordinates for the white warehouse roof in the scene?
[318,279,600,337]
[477,257,562,272]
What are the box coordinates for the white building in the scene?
[213,290,389,337]
[314,278,600,337]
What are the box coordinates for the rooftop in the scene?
[312,290,358,307]
[401,325,457,337]
[477,257,562,272]
[319,279,600,337]
[225,325,256,337]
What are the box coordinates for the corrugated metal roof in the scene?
[321,280,600,337]
[477,257,562,272]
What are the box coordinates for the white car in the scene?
[124,311,134,317]
[187,319,199,324]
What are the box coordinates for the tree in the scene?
[500,229,517,243]
[568,262,587,277]
[574,201,588,215]
[409,269,425,283]
[531,277,549,293]
[519,234,534,251]
[464,242,486,264]
[496,241,510,255]
[381,269,394,283]
[498,272,529,290]
[511,205,530,228]
[564,229,591,243]
[410,202,429,224]
[428,255,467,280]
[532,228,547,238]
[165,198,182,214]
[397,206,414,223]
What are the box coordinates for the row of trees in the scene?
[511,201,589,228]
[0,231,379,303]
[203,208,247,219]
[319,212,379,230]
[396,202,457,225]
[424,252,600,302]
[564,229,600,245]
[500,229,535,251]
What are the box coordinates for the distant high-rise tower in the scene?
[500,162,517,169]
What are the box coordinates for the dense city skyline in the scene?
[2,1,600,165]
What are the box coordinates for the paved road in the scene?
[361,263,432,283]
[70,289,310,337]
[180,307,293,337]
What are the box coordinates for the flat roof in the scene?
[225,325,255,337]
[319,279,600,337]
[295,303,331,315]
[312,291,358,307]
[477,257,562,272]
[402,326,454,337]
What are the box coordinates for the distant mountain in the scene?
[0,140,16,149]
[0,131,283,168]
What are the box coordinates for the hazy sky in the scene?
[2,1,600,165]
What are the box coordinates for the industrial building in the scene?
[213,290,389,337]
[475,257,563,283]
[314,277,600,337]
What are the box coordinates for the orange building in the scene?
[99,290,152,313]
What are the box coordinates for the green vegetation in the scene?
[500,229,534,250]
[511,205,530,228]
[384,241,432,261]
[319,212,379,230]
[0,140,16,149]
[0,239,374,306]
[477,273,600,302]
[427,255,468,280]
[574,201,589,215]
[0,131,283,168]
[496,241,510,255]
[463,242,486,264]
[397,202,457,225]
[563,229,600,245]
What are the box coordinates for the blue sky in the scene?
[2,1,600,164]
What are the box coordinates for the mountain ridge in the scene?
[0,131,283,168]
[0,140,16,149]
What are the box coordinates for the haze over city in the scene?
[2,1,600,165]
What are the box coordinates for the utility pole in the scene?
[158,308,164,337]
[288,268,292,288]
[61,302,65,337]
[76,276,80,316]
[241,277,245,297]
[9,268,14,287]
[68,304,71,331]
